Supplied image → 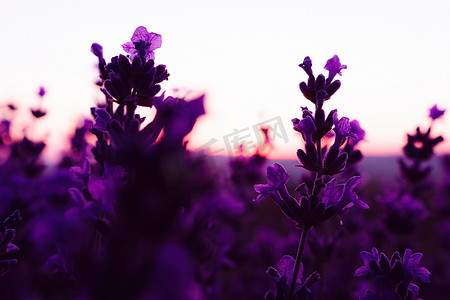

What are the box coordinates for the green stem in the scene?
[288,226,310,299]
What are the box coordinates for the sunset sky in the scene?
[1,0,449,161]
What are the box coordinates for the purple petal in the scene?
[255,194,268,202]
[5,243,19,252]
[324,55,347,76]
[93,108,111,132]
[131,26,151,42]
[344,176,368,209]
[354,266,369,277]
[429,104,445,120]
[350,119,365,141]
[266,163,289,188]
[148,33,162,51]
[403,249,412,264]
[38,86,46,97]
[90,43,103,58]
[414,266,431,283]
[322,178,345,207]
[293,115,316,144]
[371,247,379,258]
[122,41,135,53]
[254,184,274,194]
[409,252,423,266]
[145,51,155,61]
[360,248,380,265]
[335,117,358,139]
[408,283,419,297]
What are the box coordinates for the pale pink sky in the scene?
[1,0,449,162]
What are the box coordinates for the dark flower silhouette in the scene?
[355,248,430,300]
[403,127,443,161]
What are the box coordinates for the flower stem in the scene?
[288,225,310,299]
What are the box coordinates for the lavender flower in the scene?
[428,104,445,120]
[324,55,347,83]
[254,163,300,222]
[256,55,368,299]
[122,26,162,60]
[93,108,112,132]
[299,56,313,78]
[332,114,359,148]
[293,115,317,145]
[349,119,365,145]
[38,86,46,97]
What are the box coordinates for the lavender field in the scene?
[1,26,449,300]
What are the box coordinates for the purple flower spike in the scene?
[429,104,445,120]
[122,26,162,61]
[324,55,347,82]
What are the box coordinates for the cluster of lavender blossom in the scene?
[0,26,448,299]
